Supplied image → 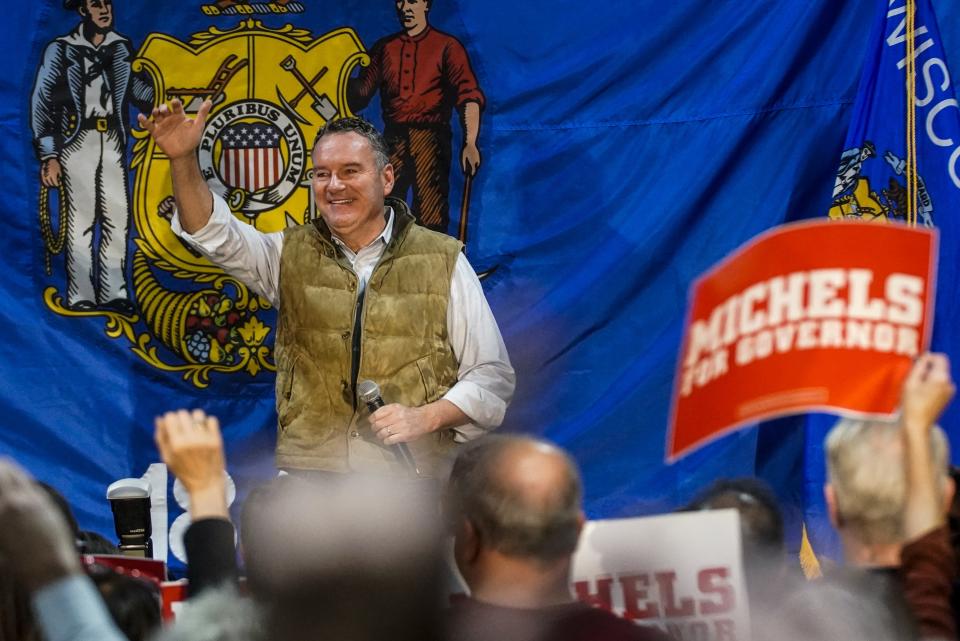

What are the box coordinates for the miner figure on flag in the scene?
[348,0,485,237]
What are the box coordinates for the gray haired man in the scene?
[444,435,670,641]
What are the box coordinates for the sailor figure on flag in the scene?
[30,0,153,314]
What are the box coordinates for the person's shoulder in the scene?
[404,224,464,261]
[106,30,133,44]
[42,36,70,57]
[556,604,671,641]
[428,27,471,51]
[426,27,469,51]
[282,223,320,242]
[371,31,405,50]
[408,222,461,244]
[425,26,458,41]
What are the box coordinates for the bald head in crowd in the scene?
[445,435,672,641]
[449,436,583,562]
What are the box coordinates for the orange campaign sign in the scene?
[667,220,938,461]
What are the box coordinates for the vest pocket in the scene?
[415,355,441,404]
[277,352,301,432]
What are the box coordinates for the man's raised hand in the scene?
[901,353,955,540]
[154,409,229,520]
[902,352,955,434]
[138,99,213,161]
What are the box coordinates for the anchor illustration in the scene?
[276,55,338,125]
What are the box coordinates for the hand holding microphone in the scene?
[358,380,424,476]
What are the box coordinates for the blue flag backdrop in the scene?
[2,0,959,569]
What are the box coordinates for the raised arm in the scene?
[899,353,957,641]
[901,353,955,540]
[137,99,213,233]
[0,460,127,641]
[155,409,239,596]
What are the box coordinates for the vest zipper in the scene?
[349,285,365,411]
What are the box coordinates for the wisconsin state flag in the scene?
[805,0,960,560]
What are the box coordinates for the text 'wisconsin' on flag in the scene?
[804,0,960,561]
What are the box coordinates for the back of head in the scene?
[88,565,161,641]
[242,475,445,641]
[686,477,785,556]
[0,480,78,641]
[446,435,583,564]
[685,477,788,605]
[826,417,949,546]
[78,530,119,554]
[36,481,80,543]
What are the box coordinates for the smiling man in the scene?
[139,105,514,477]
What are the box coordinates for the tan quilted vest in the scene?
[274,198,462,477]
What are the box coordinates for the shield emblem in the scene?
[116,21,368,384]
[134,21,367,266]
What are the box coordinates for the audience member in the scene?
[151,586,263,641]
[243,474,446,641]
[87,564,162,641]
[684,476,794,624]
[78,530,120,555]
[154,409,238,596]
[37,480,81,542]
[899,353,957,640]
[810,353,956,640]
[0,459,126,641]
[156,408,447,641]
[0,568,37,641]
[444,434,670,641]
[686,477,784,556]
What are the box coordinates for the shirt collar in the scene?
[330,206,394,253]
[400,26,433,43]
[61,24,123,50]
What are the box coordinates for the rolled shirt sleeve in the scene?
[171,193,284,307]
[444,253,515,441]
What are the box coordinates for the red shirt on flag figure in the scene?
[349,0,485,233]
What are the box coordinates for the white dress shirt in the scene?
[172,195,514,440]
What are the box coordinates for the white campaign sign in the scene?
[571,510,750,641]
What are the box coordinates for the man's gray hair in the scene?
[447,435,583,562]
[312,117,391,169]
[825,417,949,545]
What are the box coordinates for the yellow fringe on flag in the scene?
[906,0,919,226]
[799,523,823,579]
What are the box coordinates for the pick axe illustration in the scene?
[276,55,338,125]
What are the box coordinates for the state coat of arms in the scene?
[32,16,367,387]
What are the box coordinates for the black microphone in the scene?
[357,380,421,476]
